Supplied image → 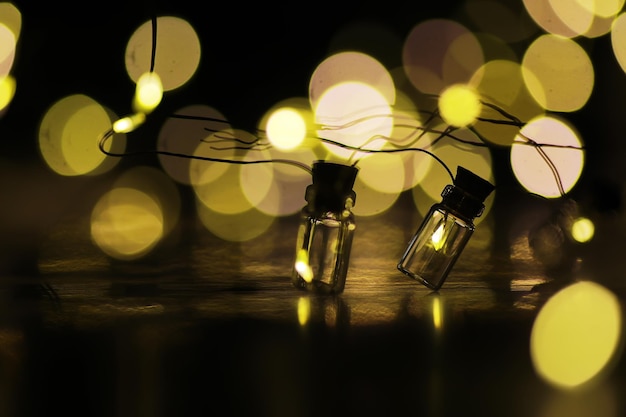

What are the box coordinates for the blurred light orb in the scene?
[511,115,584,198]
[522,34,594,112]
[113,112,146,133]
[469,59,545,146]
[611,12,626,74]
[0,4,21,44]
[266,107,306,150]
[158,104,231,186]
[402,18,484,94]
[91,187,164,260]
[0,22,16,78]
[38,94,118,176]
[571,217,595,243]
[438,84,481,127]
[134,71,163,114]
[125,16,200,91]
[530,281,622,389]
[309,51,396,111]
[196,202,275,242]
[315,81,393,161]
[0,74,15,111]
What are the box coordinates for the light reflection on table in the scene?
[1,169,625,417]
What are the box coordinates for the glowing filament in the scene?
[113,113,146,133]
[432,223,445,251]
[295,249,314,283]
[134,71,163,113]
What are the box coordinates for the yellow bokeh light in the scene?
[297,296,312,326]
[0,3,21,44]
[133,72,163,114]
[0,74,15,111]
[309,51,396,111]
[38,94,119,176]
[91,187,165,260]
[522,34,594,112]
[530,281,622,389]
[195,202,275,242]
[611,13,626,74]
[0,22,16,78]
[158,104,231,186]
[571,217,595,243]
[266,107,306,150]
[469,59,545,146]
[438,84,481,127]
[315,81,393,162]
[511,115,584,198]
[125,16,200,92]
[113,112,146,133]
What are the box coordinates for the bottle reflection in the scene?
[400,291,448,417]
[296,294,350,330]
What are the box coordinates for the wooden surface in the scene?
[1,163,624,417]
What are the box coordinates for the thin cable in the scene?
[150,16,157,72]
[517,132,567,196]
[98,129,313,174]
[319,137,455,182]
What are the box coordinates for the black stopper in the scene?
[454,166,495,202]
[305,161,358,212]
[441,166,495,219]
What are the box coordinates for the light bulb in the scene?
[112,112,146,133]
[398,166,494,291]
[133,71,163,114]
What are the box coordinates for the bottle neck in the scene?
[305,184,356,214]
[440,184,485,221]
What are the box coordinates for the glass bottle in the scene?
[292,161,359,294]
[398,166,495,291]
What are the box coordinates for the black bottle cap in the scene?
[441,166,495,219]
[305,161,358,212]
[454,166,495,202]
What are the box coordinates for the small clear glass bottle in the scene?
[398,166,494,291]
[292,161,359,294]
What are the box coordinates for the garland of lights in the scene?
[95,14,587,292]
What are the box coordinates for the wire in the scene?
[98,13,580,198]
[150,16,157,72]
[98,128,313,174]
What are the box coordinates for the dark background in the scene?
[2,2,626,417]
[5,0,626,213]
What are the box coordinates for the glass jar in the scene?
[398,166,494,291]
[292,161,358,294]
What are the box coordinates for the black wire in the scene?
[150,16,157,72]
[99,129,313,174]
[318,137,455,182]
[107,18,581,198]
[517,132,567,197]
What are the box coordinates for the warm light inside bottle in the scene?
[295,248,314,283]
[432,223,445,251]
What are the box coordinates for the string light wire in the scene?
[97,13,585,199]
